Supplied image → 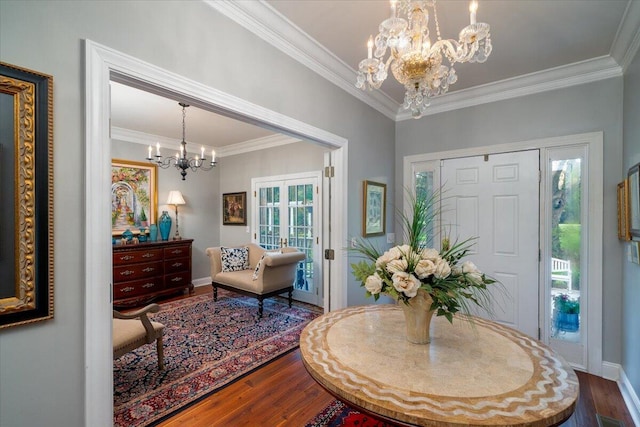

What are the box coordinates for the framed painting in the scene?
[617,180,630,241]
[223,192,247,225]
[111,159,157,235]
[0,62,54,329]
[363,180,386,237]
[628,163,640,238]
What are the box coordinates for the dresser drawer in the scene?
[113,248,163,265]
[114,277,163,299]
[164,245,190,259]
[113,261,162,282]
[164,257,189,274]
[165,271,191,289]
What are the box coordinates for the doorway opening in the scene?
[85,40,348,426]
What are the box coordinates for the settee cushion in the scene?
[252,250,282,280]
[221,246,250,272]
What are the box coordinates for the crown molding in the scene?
[205,0,633,123]
[204,0,399,120]
[111,126,299,157]
[611,0,640,73]
[396,55,623,120]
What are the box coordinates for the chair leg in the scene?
[288,289,293,308]
[258,297,264,318]
[156,336,165,370]
[213,285,218,301]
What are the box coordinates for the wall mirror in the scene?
[0,62,54,329]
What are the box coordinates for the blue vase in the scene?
[149,224,158,242]
[122,229,134,242]
[159,211,172,241]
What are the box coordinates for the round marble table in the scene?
[300,305,579,427]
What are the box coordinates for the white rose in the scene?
[376,247,402,268]
[391,271,421,298]
[389,246,403,260]
[397,244,412,256]
[461,261,483,284]
[415,259,436,279]
[364,274,383,294]
[433,258,452,279]
[462,261,479,273]
[386,258,408,274]
[421,248,440,261]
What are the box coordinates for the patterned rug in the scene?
[306,400,394,427]
[114,290,321,427]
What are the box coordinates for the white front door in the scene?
[252,173,323,306]
[440,151,540,338]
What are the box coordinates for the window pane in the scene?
[550,159,582,342]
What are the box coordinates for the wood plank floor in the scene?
[153,288,635,427]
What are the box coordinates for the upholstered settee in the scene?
[205,244,306,317]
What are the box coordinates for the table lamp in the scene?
[166,190,186,240]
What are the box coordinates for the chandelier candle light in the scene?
[356,0,492,118]
[147,102,217,180]
[166,190,186,240]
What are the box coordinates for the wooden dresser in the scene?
[112,239,194,307]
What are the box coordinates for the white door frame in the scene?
[84,40,349,426]
[403,132,603,375]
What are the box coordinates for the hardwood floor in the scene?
[153,288,635,427]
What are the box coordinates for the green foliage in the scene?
[553,293,579,314]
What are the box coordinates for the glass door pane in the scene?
[257,186,281,250]
[550,158,582,343]
[287,183,315,294]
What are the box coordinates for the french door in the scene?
[251,172,322,306]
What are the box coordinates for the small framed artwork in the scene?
[618,180,631,241]
[223,192,247,225]
[363,180,386,237]
[629,163,640,238]
[111,159,157,235]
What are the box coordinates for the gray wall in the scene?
[0,1,395,426]
[395,78,624,365]
[623,48,640,406]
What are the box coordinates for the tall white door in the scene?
[440,151,540,338]
[252,173,322,306]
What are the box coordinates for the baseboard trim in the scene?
[619,367,640,427]
[193,277,212,287]
[602,361,620,381]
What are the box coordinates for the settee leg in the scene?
[213,285,218,301]
[288,289,293,308]
[258,298,264,318]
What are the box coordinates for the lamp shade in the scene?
[166,190,186,205]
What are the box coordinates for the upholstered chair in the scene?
[113,303,165,370]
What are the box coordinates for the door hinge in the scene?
[254,233,257,240]
[538,249,541,262]
[324,166,334,178]
[538,327,541,340]
[538,170,541,183]
[254,190,257,197]
[324,249,335,260]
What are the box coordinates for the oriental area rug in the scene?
[113,291,321,427]
[306,400,393,427]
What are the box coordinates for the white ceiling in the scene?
[111,0,640,150]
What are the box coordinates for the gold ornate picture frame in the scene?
[223,192,247,225]
[0,62,54,329]
[363,180,386,237]
[618,179,631,241]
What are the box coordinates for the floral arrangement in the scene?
[553,293,579,314]
[351,190,498,323]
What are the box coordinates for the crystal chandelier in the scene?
[146,102,217,180]
[356,0,492,118]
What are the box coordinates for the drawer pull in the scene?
[170,249,182,254]
[142,267,155,273]
[172,262,183,268]
[120,270,135,276]
[142,253,156,258]
[121,286,135,293]
[171,277,183,282]
[119,255,134,261]
[142,282,155,289]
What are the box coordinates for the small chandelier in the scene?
[356,0,492,118]
[146,102,217,180]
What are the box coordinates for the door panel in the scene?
[252,174,322,306]
[441,150,539,338]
